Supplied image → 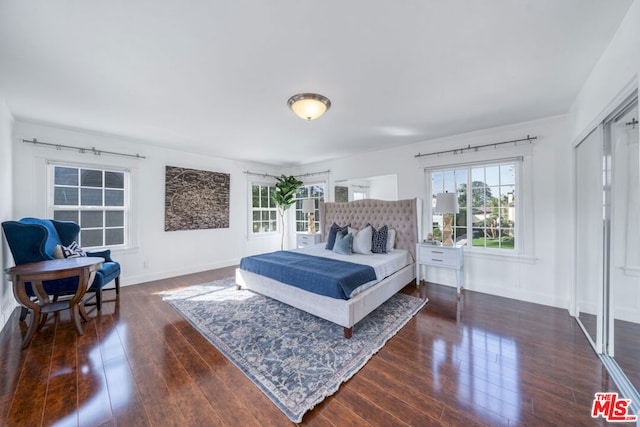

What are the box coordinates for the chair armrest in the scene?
[86,249,114,263]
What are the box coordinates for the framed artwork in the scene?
[165,166,230,231]
[335,186,349,203]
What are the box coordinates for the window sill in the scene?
[622,266,640,277]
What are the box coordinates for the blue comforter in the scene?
[239,251,377,300]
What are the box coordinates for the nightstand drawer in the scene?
[297,233,321,248]
[416,243,464,295]
[418,247,458,267]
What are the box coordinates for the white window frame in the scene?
[295,182,325,233]
[427,158,522,253]
[249,181,279,236]
[47,162,130,249]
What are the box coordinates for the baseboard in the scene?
[463,281,570,311]
[123,257,242,286]
[0,300,18,335]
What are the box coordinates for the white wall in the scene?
[291,114,572,309]
[569,1,639,141]
[11,121,283,287]
[368,175,398,200]
[0,97,15,331]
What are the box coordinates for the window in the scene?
[430,161,517,250]
[251,183,277,234]
[49,164,128,248]
[295,183,325,232]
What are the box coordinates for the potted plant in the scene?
[272,175,303,250]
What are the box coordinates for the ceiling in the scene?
[0,1,633,166]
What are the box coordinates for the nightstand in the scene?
[416,243,464,296]
[297,233,321,248]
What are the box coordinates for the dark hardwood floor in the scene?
[0,266,627,426]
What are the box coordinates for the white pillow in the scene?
[352,225,373,255]
[386,228,396,252]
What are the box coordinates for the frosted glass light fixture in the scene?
[435,192,459,246]
[288,93,331,120]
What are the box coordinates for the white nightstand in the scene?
[416,243,464,296]
[297,233,321,248]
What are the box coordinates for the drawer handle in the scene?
[431,251,443,254]
[431,258,443,262]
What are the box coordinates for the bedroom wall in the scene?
[289,115,572,309]
[0,97,16,332]
[10,121,283,287]
[569,0,639,142]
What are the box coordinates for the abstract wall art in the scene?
[165,166,230,231]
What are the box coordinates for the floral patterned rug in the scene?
[161,277,427,423]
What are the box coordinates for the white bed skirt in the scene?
[235,263,415,330]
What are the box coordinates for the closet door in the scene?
[575,126,604,350]
[609,101,639,390]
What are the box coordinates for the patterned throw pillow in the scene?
[54,241,87,259]
[369,224,388,254]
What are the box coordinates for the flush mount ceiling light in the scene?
[287,93,331,120]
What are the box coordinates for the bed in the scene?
[235,198,421,338]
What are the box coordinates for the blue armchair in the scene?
[1,218,121,312]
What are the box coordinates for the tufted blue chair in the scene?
[1,218,121,312]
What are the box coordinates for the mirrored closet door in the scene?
[609,100,639,392]
[575,125,603,349]
[574,92,639,404]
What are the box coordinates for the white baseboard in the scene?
[122,257,241,286]
[0,300,18,335]
[464,281,571,312]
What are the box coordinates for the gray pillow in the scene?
[326,222,350,250]
[332,231,353,255]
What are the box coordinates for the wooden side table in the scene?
[5,257,104,349]
[416,243,464,296]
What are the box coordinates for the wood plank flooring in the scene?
[0,266,628,426]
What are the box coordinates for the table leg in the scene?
[79,302,90,322]
[71,304,84,336]
[22,304,41,349]
[68,268,94,336]
[13,280,43,349]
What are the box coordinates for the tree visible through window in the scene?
[50,164,128,248]
[430,162,516,250]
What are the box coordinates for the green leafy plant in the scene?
[272,175,303,250]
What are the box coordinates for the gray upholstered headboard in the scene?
[319,198,419,261]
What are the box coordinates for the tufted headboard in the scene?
[319,198,420,262]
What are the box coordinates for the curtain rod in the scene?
[244,170,330,179]
[414,135,537,158]
[294,169,330,178]
[22,138,146,159]
[244,171,279,179]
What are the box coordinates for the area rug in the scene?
[160,277,427,423]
